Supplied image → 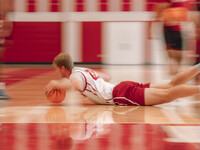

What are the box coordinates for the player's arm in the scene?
[45,78,73,94]
[70,73,85,92]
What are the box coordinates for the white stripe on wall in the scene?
[37,0,49,12]
[86,0,98,12]
[134,0,146,11]
[68,12,155,22]
[10,11,155,22]
[109,0,121,11]
[14,0,27,12]
[12,12,64,22]
[63,21,82,62]
[62,0,74,12]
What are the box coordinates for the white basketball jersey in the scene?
[71,67,115,104]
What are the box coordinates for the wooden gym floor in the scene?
[0,64,200,150]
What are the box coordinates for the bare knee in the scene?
[165,82,174,89]
[164,89,176,102]
[168,81,175,87]
[157,89,174,104]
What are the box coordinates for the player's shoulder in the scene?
[70,67,87,80]
[72,66,87,72]
[72,67,96,74]
[70,67,86,91]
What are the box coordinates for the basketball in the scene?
[46,89,66,103]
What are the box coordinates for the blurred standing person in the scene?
[154,0,190,75]
[192,0,200,83]
[0,0,13,99]
[193,1,200,64]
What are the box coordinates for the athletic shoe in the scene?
[0,90,12,99]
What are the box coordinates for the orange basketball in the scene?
[46,89,66,103]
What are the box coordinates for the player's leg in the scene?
[0,47,12,99]
[144,85,199,105]
[150,64,200,89]
[167,50,182,75]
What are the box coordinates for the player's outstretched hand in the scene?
[44,80,57,95]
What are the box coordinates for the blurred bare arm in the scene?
[45,78,74,94]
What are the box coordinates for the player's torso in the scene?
[161,0,190,26]
[71,67,115,105]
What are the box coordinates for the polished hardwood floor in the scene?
[0,64,200,150]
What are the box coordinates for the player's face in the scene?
[54,64,63,77]
[54,64,68,78]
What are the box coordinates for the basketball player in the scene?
[193,1,200,64]
[0,0,13,99]
[45,53,200,106]
[192,1,200,83]
[154,0,191,75]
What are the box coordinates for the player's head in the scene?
[53,53,74,71]
[53,53,74,78]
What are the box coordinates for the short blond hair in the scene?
[53,53,74,71]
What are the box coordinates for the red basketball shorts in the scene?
[112,81,150,106]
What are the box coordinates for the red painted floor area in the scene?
[3,68,54,86]
[0,123,199,150]
[3,67,101,86]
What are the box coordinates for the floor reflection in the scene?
[0,123,199,150]
[44,104,200,124]
[1,103,200,124]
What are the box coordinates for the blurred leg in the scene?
[145,85,199,105]
[167,49,182,75]
[151,64,200,89]
[0,45,12,99]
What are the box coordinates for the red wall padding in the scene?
[4,22,61,63]
[82,22,101,63]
